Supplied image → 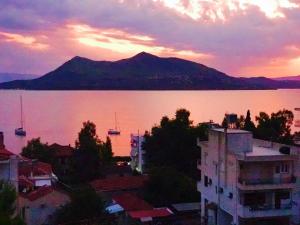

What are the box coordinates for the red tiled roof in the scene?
[90,176,148,192]
[128,208,173,219]
[49,143,74,157]
[19,161,53,177]
[0,148,14,160]
[21,185,54,201]
[113,193,153,211]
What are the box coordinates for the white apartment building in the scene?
[130,134,145,173]
[197,128,300,225]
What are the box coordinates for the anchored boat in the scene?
[15,95,26,136]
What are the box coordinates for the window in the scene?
[209,178,212,185]
[228,192,233,199]
[215,164,218,175]
[276,163,290,173]
[204,176,208,187]
[219,187,224,193]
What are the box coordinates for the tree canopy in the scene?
[0,181,26,225]
[255,109,294,144]
[72,121,113,183]
[144,167,199,206]
[143,108,204,178]
[54,187,114,225]
[21,138,53,163]
[221,109,295,145]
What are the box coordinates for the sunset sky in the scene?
[0,0,300,77]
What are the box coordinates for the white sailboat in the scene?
[108,112,121,135]
[15,95,26,136]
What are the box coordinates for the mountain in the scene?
[1,52,300,90]
[0,73,38,83]
[272,75,300,81]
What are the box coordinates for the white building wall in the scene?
[198,129,300,225]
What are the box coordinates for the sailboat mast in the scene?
[115,112,117,130]
[20,95,23,128]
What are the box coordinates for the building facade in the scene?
[130,134,145,173]
[0,132,18,191]
[198,128,300,225]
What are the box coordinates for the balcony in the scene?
[238,203,292,218]
[238,176,296,190]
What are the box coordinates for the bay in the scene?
[0,89,299,156]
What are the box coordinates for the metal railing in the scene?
[248,203,292,211]
[238,176,296,185]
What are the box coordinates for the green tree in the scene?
[256,109,294,144]
[54,187,113,225]
[72,121,102,183]
[21,138,53,163]
[243,110,256,132]
[0,181,26,225]
[143,109,202,178]
[100,136,114,165]
[144,167,199,206]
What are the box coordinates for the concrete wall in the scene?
[19,190,70,225]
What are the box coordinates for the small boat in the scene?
[15,127,26,136]
[108,113,121,135]
[295,108,300,111]
[15,95,26,136]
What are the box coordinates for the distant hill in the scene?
[0,73,38,83]
[1,52,300,90]
[272,75,300,81]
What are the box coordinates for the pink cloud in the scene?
[0,0,299,77]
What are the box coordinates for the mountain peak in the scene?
[131,51,159,60]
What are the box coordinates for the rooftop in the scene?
[21,185,54,201]
[212,128,251,134]
[0,148,14,160]
[90,175,148,192]
[171,202,201,212]
[246,146,285,157]
[112,193,153,211]
[19,161,53,177]
[128,208,173,220]
[49,143,74,157]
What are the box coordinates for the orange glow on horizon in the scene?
[0,31,48,50]
[68,24,213,62]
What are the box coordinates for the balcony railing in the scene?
[238,176,296,185]
[238,202,293,218]
[248,203,292,211]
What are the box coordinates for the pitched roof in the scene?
[21,185,54,201]
[49,143,74,157]
[90,175,148,192]
[112,193,153,211]
[128,208,173,219]
[0,148,14,160]
[19,161,53,177]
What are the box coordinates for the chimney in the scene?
[0,132,4,149]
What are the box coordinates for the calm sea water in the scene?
[0,90,300,156]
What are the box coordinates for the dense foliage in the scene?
[221,109,295,145]
[54,187,114,225]
[143,109,204,178]
[0,181,26,225]
[72,121,113,183]
[21,138,53,163]
[144,167,199,206]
